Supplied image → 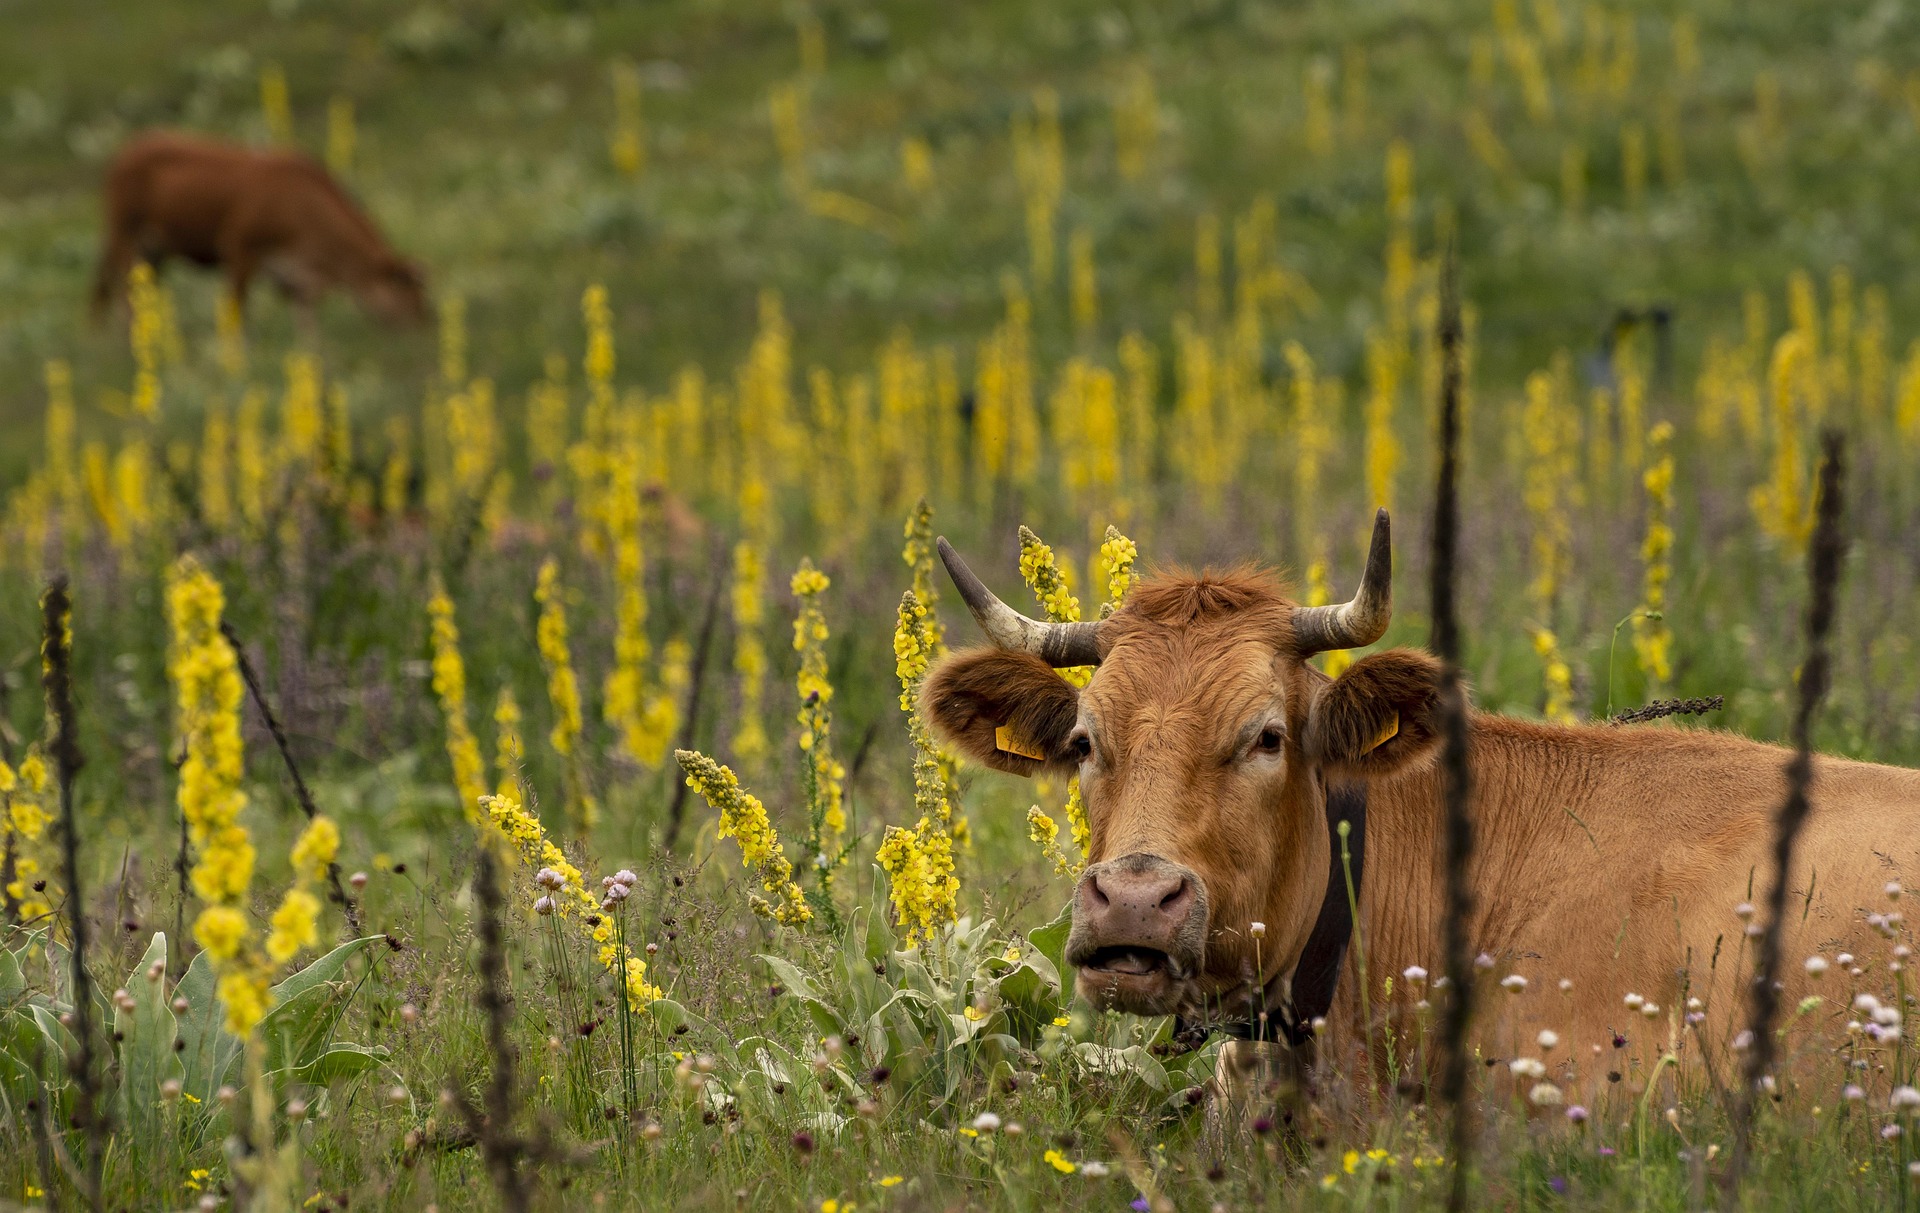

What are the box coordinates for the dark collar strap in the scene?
[1195,781,1367,1048]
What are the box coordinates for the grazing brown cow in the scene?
[93,131,429,331]
[924,511,1920,1099]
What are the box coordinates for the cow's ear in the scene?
[921,648,1083,777]
[1303,649,1445,776]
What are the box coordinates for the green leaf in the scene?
[1073,1041,1168,1091]
[114,933,184,1137]
[255,936,384,1076]
[757,954,844,1038]
[0,946,26,1004]
[1027,903,1073,983]
[173,949,243,1103]
[285,1042,389,1086]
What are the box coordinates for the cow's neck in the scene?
[1357,713,1744,995]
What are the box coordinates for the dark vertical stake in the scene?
[1723,430,1848,1208]
[458,844,531,1213]
[1430,248,1479,1213]
[42,575,104,1212]
[219,621,360,934]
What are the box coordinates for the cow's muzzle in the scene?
[1065,853,1208,1015]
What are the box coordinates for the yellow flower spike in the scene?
[675,751,810,925]
[791,560,846,869]
[1634,421,1677,690]
[1043,1149,1076,1174]
[289,816,339,885]
[426,580,488,818]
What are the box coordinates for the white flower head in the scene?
[1805,956,1829,976]
[1537,1029,1560,1051]
[1249,921,1266,939]
[1892,1086,1920,1111]
[1844,1083,1867,1101]
[1474,952,1496,970]
[1501,974,1528,993]
[1079,1161,1111,1178]
[1734,901,1756,921]
[1888,881,1904,902]
[1402,965,1428,984]
[1624,993,1645,1010]
[1510,1057,1546,1079]
[615,868,640,887]
[533,895,556,916]
[1558,978,1573,993]
[535,867,565,890]
[1528,1082,1565,1107]
[972,1111,1002,1132]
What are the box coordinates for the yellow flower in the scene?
[266,889,321,963]
[289,816,339,885]
[1343,1149,1360,1174]
[426,581,488,818]
[878,1176,904,1188]
[216,968,270,1036]
[791,558,845,853]
[193,905,249,961]
[1097,526,1138,612]
[962,1005,987,1022]
[675,751,810,925]
[1043,1149,1076,1174]
[1051,1015,1071,1028]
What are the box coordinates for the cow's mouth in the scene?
[1081,945,1173,978]
[1073,945,1193,1015]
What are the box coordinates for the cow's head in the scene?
[360,256,432,326]
[923,511,1443,1019]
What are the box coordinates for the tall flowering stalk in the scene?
[128,263,164,419]
[1522,368,1579,723]
[167,556,269,1034]
[493,687,524,798]
[730,541,769,761]
[602,442,676,768]
[1633,422,1677,691]
[493,793,660,1007]
[1018,528,1093,857]
[0,751,55,923]
[791,561,846,880]
[674,751,809,925]
[266,816,338,966]
[1751,331,1815,551]
[1096,526,1138,618]
[902,499,946,654]
[426,579,489,819]
[877,591,959,945]
[533,560,596,830]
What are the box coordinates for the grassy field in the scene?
[4,0,1920,1208]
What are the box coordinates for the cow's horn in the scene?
[1291,508,1393,656]
[936,537,1104,667]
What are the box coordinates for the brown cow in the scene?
[93,131,429,331]
[924,510,1920,1099]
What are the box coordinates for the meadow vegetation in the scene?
[3,0,1920,1208]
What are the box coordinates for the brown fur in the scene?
[920,648,1081,776]
[93,131,429,329]
[1303,649,1444,776]
[926,564,1920,1095]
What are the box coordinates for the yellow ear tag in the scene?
[1362,713,1400,755]
[995,725,1048,762]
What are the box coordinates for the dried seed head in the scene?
[350,870,369,890]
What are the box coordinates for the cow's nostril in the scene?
[1158,878,1189,912]
[1086,874,1112,907]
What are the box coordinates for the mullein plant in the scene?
[790,560,847,898]
[534,559,597,831]
[0,749,55,923]
[1632,422,1677,693]
[673,751,810,925]
[426,577,490,819]
[1522,368,1579,723]
[875,591,959,946]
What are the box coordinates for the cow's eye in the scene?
[1068,731,1093,762]
[1256,727,1284,754]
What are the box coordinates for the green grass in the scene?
[4,0,1920,1208]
